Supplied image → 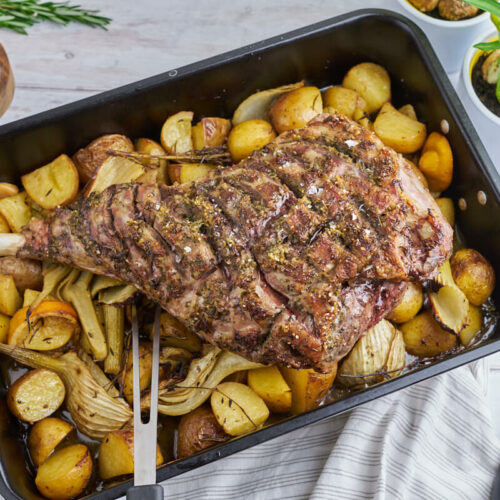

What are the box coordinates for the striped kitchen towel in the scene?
[150,360,499,500]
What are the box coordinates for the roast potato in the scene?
[177,405,229,458]
[192,117,231,149]
[135,137,169,184]
[386,282,424,324]
[435,198,455,226]
[123,342,152,403]
[438,0,479,20]
[280,365,337,415]
[408,0,439,11]
[418,132,453,192]
[0,312,9,342]
[211,381,269,436]
[227,119,276,161]
[460,304,483,346]
[247,365,292,413]
[28,417,74,466]
[0,213,9,233]
[98,428,163,480]
[0,257,42,293]
[322,86,367,119]
[450,248,495,306]
[0,182,18,199]
[0,274,21,316]
[35,444,92,500]
[400,310,457,357]
[21,154,79,210]
[155,312,201,352]
[374,103,427,153]
[167,163,216,184]
[353,107,373,130]
[269,86,322,134]
[398,104,418,121]
[342,62,391,113]
[160,110,193,154]
[72,134,134,183]
[7,368,65,423]
[0,191,32,233]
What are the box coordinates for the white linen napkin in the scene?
[154,360,499,499]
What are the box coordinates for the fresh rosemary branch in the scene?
[0,0,110,34]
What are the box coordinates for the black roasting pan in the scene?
[0,9,499,500]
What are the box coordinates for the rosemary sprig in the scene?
[0,0,110,34]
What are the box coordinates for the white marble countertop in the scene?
[0,0,498,434]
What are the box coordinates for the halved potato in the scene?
[211,381,269,436]
[228,119,276,162]
[155,312,201,352]
[0,182,19,199]
[28,417,74,466]
[123,342,152,404]
[0,312,9,342]
[0,257,42,293]
[0,274,21,315]
[167,163,216,184]
[0,212,10,233]
[374,103,427,153]
[85,155,147,196]
[269,86,322,134]
[323,86,367,119]
[7,368,65,423]
[21,154,79,210]
[247,365,292,413]
[73,134,134,183]
[401,310,457,357]
[280,365,337,415]
[460,304,483,346]
[429,284,468,334]
[98,429,163,480]
[342,62,391,113]
[435,198,455,226]
[192,118,231,149]
[387,282,424,324]
[35,444,92,500]
[135,137,169,184]
[232,81,305,125]
[160,111,194,154]
[0,191,32,233]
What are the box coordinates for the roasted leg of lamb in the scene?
[7,113,452,371]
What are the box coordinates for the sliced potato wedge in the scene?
[0,274,21,316]
[167,162,216,184]
[21,154,79,210]
[192,117,231,149]
[247,365,292,414]
[7,368,65,423]
[0,212,10,233]
[0,182,19,199]
[232,81,304,125]
[123,342,152,404]
[398,104,417,120]
[160,111,194,154]
[35,444,92,500]
[429,285,468,334]
[28,417,74,466]
[460,304,483,346]
[0,191,32,233]
[211,381,269,436]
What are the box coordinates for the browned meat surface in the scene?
[18,113,453,371]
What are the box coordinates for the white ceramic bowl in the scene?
[462,30,500,126]
[397,0,489,73]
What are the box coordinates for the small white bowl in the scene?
[397,0,489,73]
[462,30,500,126]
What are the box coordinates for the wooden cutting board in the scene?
[0,44,14,118]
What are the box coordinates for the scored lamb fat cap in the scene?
[18,112,452,372]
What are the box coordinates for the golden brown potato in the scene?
[398,104,418,121]
[374,103,427,153]
[7,369,65,423]
[343,62,391,113]
[192,117,231,149]
[98,429,163,480]
[135,137,169,184]
[21,155,79,210]
[322,87,367,119]
[0,312,9,342]
[400,310,457,357]
[227,119,276,162]
[460,304,483,346]
[28,417,74,467]
[0,191,32,233]
[0,182,18,199]
[435,198,455,226]
[418,132,453,192]
[352,107,373,130]
[451,249,495,306]
[72,134,134,183]
[269,86,322,134]
[0,257,42,293]
[387,282,424,323]
[280,365,337,415]
[123,342,152,404]
[438,0,479,20]
[211,382,269,436]
[177,405,229,458]
[0,212,9,233]
[155,312,201,352]
[160,111,193,154]
[167,163,216,184]
[35,444,92,500]
[247,365,292,413]
[0,274,21,316]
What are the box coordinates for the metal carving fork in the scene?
[126,304,163,500]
